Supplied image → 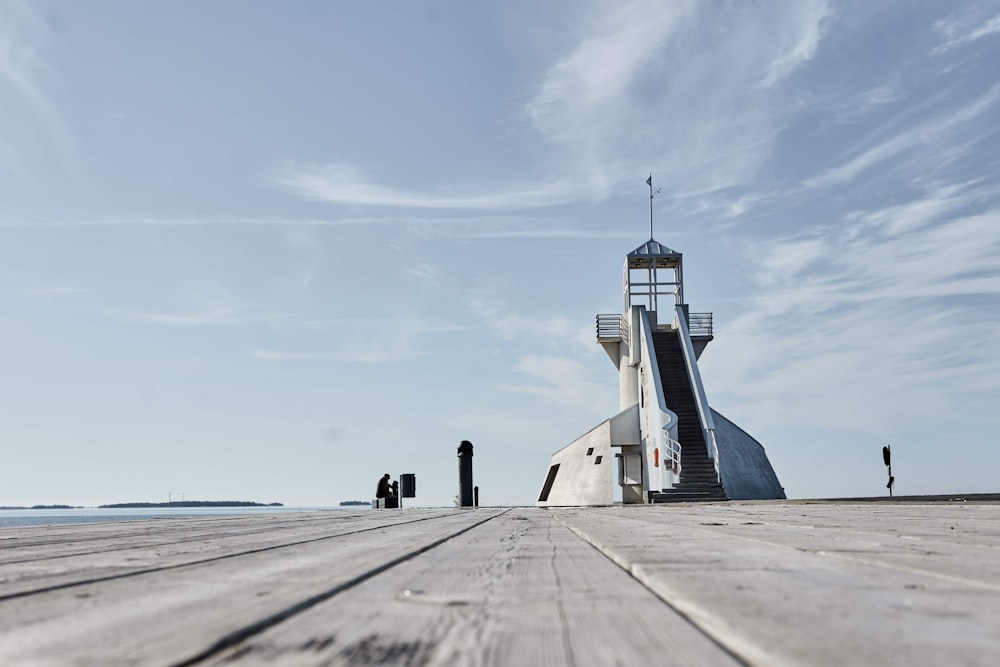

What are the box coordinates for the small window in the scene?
[538,464,560,502]
[586,447,594,456]
[594,456,603,464]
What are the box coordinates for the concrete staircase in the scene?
[649,330,727,503]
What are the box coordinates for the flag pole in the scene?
[647,174,654,240]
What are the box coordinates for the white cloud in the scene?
[834,84,901,124]
[0,1,75,178]
[760,2,832,88]
[24,286,89,297]
[847,180,985,236]
[503,354,614,413]
[0,213,632,241]
[466,294,596,355]
[704,195,1000,436]
[270,161,582,210]
[269,1,832,214]
[247,318,471,364]
[523,0,832,201]
[933,13,1000,54]
[804,86,1000,189]
[130,311,244,326]
[403,263,440,288]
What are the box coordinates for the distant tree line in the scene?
[0,505,77,510]
[99,501,284,508]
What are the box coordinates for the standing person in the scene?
[376,473,392,500]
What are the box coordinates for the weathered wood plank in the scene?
[202,509,740,666]
[0,510,458,599]
[0,510,502,666]
[554,503,1000,667]
[3,503,997,666]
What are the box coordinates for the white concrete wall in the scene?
[536,420,614,507]
[711,408,786,500]
[636,307,679,495]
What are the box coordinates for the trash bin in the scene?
[400,473,416,498]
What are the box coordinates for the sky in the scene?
[2,0,999,507]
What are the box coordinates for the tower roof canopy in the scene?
[627,238,681,269]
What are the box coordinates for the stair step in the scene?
[651,329,728,501]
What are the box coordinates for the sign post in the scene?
[882,445,894,497]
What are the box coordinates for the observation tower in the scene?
[537,179,784,505]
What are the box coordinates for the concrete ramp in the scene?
[711,409,786,500]
[536,405,640,507]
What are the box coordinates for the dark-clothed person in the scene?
[376,474,392,499]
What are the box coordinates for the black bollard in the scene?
[474,485,479,508]
[458,440,474,507]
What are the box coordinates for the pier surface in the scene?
[1,501,998,666]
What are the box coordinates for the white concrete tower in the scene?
[537,200,784,506]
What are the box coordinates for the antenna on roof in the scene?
[647,174,661,240]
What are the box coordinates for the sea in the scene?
[0,505,367,529]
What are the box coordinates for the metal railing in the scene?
[664,436,682,476]
[688,312,713,337]
[676,305,721,484]
[596,313,629,342]
[637,307,681,496]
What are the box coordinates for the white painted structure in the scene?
[537,237,784,506]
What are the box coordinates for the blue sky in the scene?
[2,1,999,506]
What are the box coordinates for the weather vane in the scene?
[647,174,661,240]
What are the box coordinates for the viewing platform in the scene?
[1,500,998,665]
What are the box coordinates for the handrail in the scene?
[596,313,629,342]
[637,308,680,495]
[688,312,713,337]
[663,436,682,475]
[675,305,721,483]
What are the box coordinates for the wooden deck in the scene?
[1,501,999,666]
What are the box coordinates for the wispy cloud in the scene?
[269,1,832,214]
[704,183,1000,435]
[846,180,987,236]
[523,0,832,199]
[248,319,471,364]
[832,84,901,125]
[933,13,1000,54]
[803,86,1000,189]
[24,286,89,297]
[503,354,614,412]
[122,285,256,327]
[270,162,581,210]
[0,214,406,228]
[759,2,832,88]
[466,293,596,355]
[129,311,244,326]
[0,212,623,237]
[0,1,75,179]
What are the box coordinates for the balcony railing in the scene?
[688,312,713,337]
[596,313,629,342]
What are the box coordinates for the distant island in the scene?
[339,500,371,506]
[0,505,78,510]
[98,501,283,508]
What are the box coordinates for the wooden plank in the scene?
[0,510,458,599]
[201,509,740,666]
[0,510,502,666]
[554,503,1000,666]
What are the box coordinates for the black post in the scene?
[883,445,894,497]
[474,485,479,508]
[458,440,474,507]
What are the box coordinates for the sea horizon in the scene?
[0,505,367,529]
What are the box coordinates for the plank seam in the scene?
[171,508,511,667]
[0,514,420,566]
[551,514,756,667]
[0,512,469,603]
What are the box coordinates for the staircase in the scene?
[649,330,727,503]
